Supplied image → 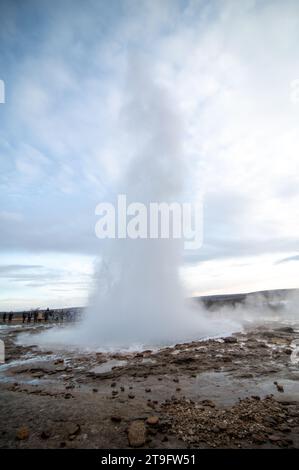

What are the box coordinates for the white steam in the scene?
[22,58,239,350]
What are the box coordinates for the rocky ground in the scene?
[0,321,298,448]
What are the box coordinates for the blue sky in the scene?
[1,0,299,310]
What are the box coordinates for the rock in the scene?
[222,356,232,362]
[275,327,294,333]
[264,416,277,426]
[92,388,98,393]
[268,434,282,443]
[128,421,146,447]
[66,384,75,390]
[279,425,291,433]
[54,359,64,365]
[128,393,135,399]
[66,423,80,440]
[173,356,195,364]
[145,388,151,393]
[252,434,266,444]
[274,382,284,392]
[31,371,44,378]
[16,426,29,440]
[64,393,73,399]
[224,336,238,344]
[111,415,122,423]
[111,382,117,388]
[201,399,215,408]
[40,430,51,440]
[218,423,228,431]
[146,416,159,425]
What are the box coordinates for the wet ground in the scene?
[0,321,298,448]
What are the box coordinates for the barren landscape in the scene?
[1,317,298,449]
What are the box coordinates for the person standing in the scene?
[8,312,13,323]
[44,308,49,322]
[22,312,27,323]
[2,312,6,323]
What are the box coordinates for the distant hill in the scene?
[194,288,299,309]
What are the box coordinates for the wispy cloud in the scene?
[1,0,299,307]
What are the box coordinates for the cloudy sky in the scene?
[0,0,299,310]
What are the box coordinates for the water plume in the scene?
[23,57,239,351]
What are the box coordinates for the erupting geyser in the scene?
[27,59,238,350]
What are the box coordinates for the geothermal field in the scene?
[0,291,299,449]
[1,0,299,459]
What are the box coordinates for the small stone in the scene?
[274,382,284,392]
[224,336,238,344]
[111,415,122,423]
[40,430,50,440]
[128,421,146,447]
[66,423,80,439]
[201,399,215,408]
[128,393,135,399]
[145,388,151,393]
[269,434,282,443]
[252,434,266,444]
[16,426,29,440]
[279,425,291,433]
[111,382,117,388]
[146,416,159,425]
[218,423,227,431]
[92,388,98,393]
[54,359,64,365]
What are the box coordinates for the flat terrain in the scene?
[0,321,298,448]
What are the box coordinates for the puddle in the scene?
[194,371,299,406]
[0,354,58,372]
[141,358,156,364]
[90,359,127,374]
[290,341,299,364]
[0,375,49,385]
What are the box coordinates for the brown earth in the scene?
[0,321,298,448]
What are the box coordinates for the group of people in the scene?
[1,308,78,324]
[1,312,14,323]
